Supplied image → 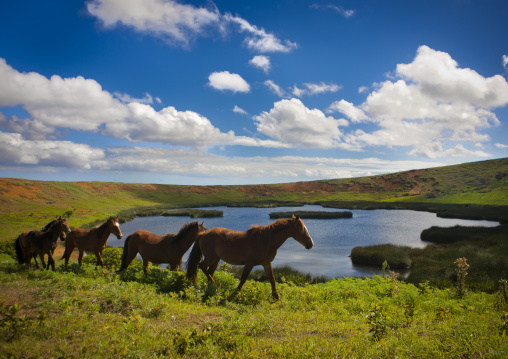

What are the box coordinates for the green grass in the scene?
[1,254,507,358]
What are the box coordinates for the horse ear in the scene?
[294,215,300,220]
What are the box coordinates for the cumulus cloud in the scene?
[208,71,250,93]
[249,55,271,73]
[87,0,297,53]
[334,45,508,158]
[495,143,508,149]
[86,0,220,47]
[292,82,342,97]
[0,58,286,150]
[503,55,508,70]
[327,100,368,123]
[114,92,156,104]
[254,98,348,148]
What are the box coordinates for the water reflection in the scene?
[108,205,498,279]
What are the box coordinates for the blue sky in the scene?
[1,0,507,185]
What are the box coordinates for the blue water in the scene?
[107,205,499,278]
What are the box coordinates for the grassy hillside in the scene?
[0,157,507,241]
[1,254,507,358]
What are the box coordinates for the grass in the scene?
[350,225,508,292]
[1,253,508,358]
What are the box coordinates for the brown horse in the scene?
[16,217,71,270]
[117,221,207,273]
[15,219,67,269]
[61,216,122,268]
[186,215,314,299]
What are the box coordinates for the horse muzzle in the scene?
[305,241,314,250]
[117,234,123,240]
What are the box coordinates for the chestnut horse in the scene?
[15,219,67,269]
[117,221,207,273]
[186,215,313,299]
[61,216,122,268]
[16,217,71,270]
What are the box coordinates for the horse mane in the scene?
[91,218,111,237]
[249,218,292,239]
[163,221,199,243]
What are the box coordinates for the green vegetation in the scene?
[162,209,224,218]
[351,244,412,269]
[350,225,508,292]
[1,253,507,358]
[269,210,353,219]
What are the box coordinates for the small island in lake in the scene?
[269,211,353,219]
[162,209,223,218]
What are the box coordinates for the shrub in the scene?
[350,244,412,269]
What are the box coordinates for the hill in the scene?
[0,157,507,241]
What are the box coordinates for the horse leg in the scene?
[142,259,149,273]
[63,239,75,266]
[46,251,56,271]
[198,261,216,283]
[39,252,47,270]
[235,264,254,293]
[95,252,104,269]
[78,250,84,265]
[207,258,221,278]
[263,263,279,300]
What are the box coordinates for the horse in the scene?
[61,216,122,268]
[16,217,71,271]
[186,215,314,299]
[15,219,68,269]
[117,221,207,273]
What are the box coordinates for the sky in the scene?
[1,0,508,185]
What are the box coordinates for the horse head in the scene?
[291,215,314,250]
[108,216,123,239]
[56,217,71,239]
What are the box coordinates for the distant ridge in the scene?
[0,158,507,240]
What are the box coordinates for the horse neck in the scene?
[47,222,64,242]
[266,221,294,252]
[94,221,112,244]
[175,229,199,253]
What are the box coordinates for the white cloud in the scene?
[208,71,250,93]
[358,86,369,94]
[253,98,348,148]
[114,91,155,104]
[292,82,341,97]
[225,14,297,53]
[310,4,355,18]
[249,55,271,73]
[264,80,288,98]
[327,100,367,122]
[0,58,286,150]
[86,0,220,46]
[503,55,508,69]
[233,105,248,116]
[0,132,105,169]
[334,45,508,158]
[87,0,297,53]
[495,143,508,149]
[0,133,444,181]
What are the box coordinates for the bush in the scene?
[350,244,412,269]
[82,247,124,269]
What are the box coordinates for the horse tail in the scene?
[15,236,24,264]
[185,239,202,282]
[60,234,72,261]
[118,234,132,272]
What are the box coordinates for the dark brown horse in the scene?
[61,216,122,268]
[117,221,207,273]
[15,219,67,269]
[16,217,71,270]
[186,215,314,299]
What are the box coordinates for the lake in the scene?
[107,205,499,278]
